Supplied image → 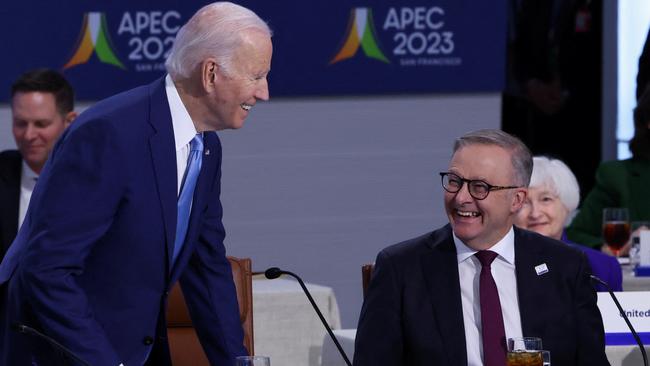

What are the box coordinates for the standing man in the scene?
[0,69,76,261]
[0,2,272,365]
[354,129,609,366]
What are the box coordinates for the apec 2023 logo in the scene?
[64,10,182,72]
[331,6,459,67]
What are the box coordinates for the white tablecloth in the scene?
[321,329,356,366]
[622,265,650,291]
[253,277,341,366]
[321,329,649,366]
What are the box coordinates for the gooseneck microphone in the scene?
[12,323,92,366]
[590,275,648,366]
[264,267,352,366]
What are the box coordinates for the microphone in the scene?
[12,323,92,366]
[590,275,648,366]
[264,267,352,366]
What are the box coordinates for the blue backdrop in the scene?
[0,0,506,100]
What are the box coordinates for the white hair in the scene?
[529,156,580,216]
[165,2,271,79]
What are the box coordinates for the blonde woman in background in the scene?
[515,156,623,291]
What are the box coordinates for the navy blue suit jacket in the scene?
[0,78,246,365]
[0,150,21,261]
[353,225,609,366]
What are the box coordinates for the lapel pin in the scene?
[205,149,210,156]
[535,263,549,276]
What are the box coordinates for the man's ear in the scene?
[63,111,77,127]
[201,59,218,91]
[511,188,528,213]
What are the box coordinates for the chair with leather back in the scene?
[361,263,374,298]
[167,256,254,365]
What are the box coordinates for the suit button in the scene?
[143,336,154,345]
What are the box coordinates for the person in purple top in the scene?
[515,156,623,291]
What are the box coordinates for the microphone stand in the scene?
[590,275,648,366]
[265,267,352,366]
[13,323,92,366]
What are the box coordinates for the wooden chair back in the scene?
[361,263,375,298]
[167,256,254,365]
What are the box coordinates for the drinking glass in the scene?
[541,350,551,366]
[236,356,271,366]
[507,337,543,366]
[602,208,631,256]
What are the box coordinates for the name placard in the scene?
[597,292,650,345]
[640,231,650,267]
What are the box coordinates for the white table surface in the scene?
[622,265,650,291]
[253,277,341,366]
[321,329,649,366]
[321,329,356,366]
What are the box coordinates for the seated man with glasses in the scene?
[353,129,608,366]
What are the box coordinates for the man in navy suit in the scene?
[0,2,272,365]
[354,130,609,366]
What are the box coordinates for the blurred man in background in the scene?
[0,69,76,260]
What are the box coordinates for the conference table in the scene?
[321,267,650,366]
[622,264,650,291]
[253,277,341,366]
[321,330,650,366]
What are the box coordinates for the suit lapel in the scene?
[421,226,468,366]
[147,78,177,271]
[514,228,552,339]
[0,152,21,254]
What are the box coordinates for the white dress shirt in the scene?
[454,227,523,366]
[165,74,199,195]
[18,161,38,229]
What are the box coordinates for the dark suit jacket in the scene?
[0,78,246,366]
[0,150,21,261]
[637,27,650,99]
[353,225,609,366]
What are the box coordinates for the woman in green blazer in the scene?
[567,86,650,249]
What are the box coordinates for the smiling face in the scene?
[203,30,272,131]
[514,186,569,240]
[12,91,72,173]
[444,144,527,250]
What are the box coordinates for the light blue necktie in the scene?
[172,134,203,265]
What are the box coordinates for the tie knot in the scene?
[475,250,498,267]
[190,134,203,152]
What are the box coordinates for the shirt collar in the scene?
[165,74,198,150]
[453,226,516,265]
[21,160,39,180]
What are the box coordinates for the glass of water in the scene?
[236,356,270,366]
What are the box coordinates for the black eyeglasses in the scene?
[439,172,520,200]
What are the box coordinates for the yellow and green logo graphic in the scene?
[64,12,125,70]
[330,8,389,64]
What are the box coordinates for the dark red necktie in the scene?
[475,250,507,366]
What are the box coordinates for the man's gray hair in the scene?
[165,2,271,79]
[529,156,580,214]
[453,129,533,186]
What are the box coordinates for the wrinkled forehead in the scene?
[449,143,516,174]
